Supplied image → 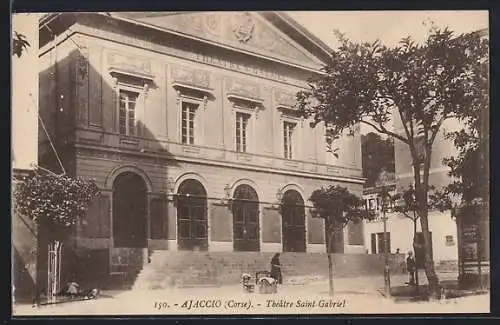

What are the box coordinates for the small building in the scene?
[362,184,459,268]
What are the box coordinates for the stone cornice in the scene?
[75,141,365,185]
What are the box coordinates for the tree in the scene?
[12,32,30,58]
[309,186,375,296]
[296,27,488,298]
[13,170,100,302]
[362,132,395,188]
[392,184,421,291]
[443,30,489,205]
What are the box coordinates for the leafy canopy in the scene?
[14,171,101,239]
[309,185,375,227]
[297,28,488,163]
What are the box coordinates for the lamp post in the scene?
[380,186,391,296]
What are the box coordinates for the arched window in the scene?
[176,179,208,251]
[281,190,306,252]
[112,172,148,248]
[232,184,260,251]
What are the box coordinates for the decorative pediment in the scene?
[119,12,325,69]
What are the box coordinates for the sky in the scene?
[288,11,488,49]
[288,11,488,135]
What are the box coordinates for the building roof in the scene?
[39,11,334,70]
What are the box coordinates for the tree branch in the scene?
[429,114,446,146]
[359,119,408,143]
[396,108,413,144]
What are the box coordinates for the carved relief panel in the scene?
[273,88,297,109]
[225,78,261,100]
[171,65,211,89]
[75,48,90,127]
[107,52,153,78]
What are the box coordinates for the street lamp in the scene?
[380,186,391,296]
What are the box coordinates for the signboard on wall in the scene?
[461,224,479,262]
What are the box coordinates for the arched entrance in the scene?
[176,179,208,251]
[112,172,148,248]
[281,190,306,252]
[232,184,260,251]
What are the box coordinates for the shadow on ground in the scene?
[388,279,489,303]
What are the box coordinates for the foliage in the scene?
[392,184,453,218]
[296,26,488,295]
[362,132,395,188]
[308,185,375,296]
[309,185,376,227]
[12,32,30,58]
[13,170,101,240]
[442,30,489,204]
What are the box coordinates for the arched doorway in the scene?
[281,190,306,252]
[112,172,148,248]
[232,184,260,251]
[176,179,208,251]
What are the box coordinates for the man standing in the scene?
[406,251,416,285]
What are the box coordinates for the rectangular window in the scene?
[283,121,296,159]
[376,232,391,254]
[445,235,455,246]
[347,220,364,245]
[119,90,139,136]
[235,112,250,152]
[181,102,198,145]
[368,198,376,211]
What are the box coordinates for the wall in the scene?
[363,210,458,262]
[12,14,39,172]
[75,149,366,253]
[64,14,361,174]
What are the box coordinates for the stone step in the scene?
[131,251,408,290]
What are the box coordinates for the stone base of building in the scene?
[66,249,406,291]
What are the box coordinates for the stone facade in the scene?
[38,12,364,279]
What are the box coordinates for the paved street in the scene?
[12,272,489,316]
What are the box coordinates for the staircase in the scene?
[132,251,406,291]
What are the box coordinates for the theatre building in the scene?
[37,12,365,285]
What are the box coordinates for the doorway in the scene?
[232,184,260,251]
[112,172,148,248]
[176,179,208,251]
[281,190,306,252]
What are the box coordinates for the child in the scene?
[406,251,416,285]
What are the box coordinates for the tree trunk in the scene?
[327,252,334,297]
[413,145,440,299]
[326,221,335,296]
[419,215,440,298]
[412,218,419,293]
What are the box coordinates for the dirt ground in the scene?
[12,272,489,316]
